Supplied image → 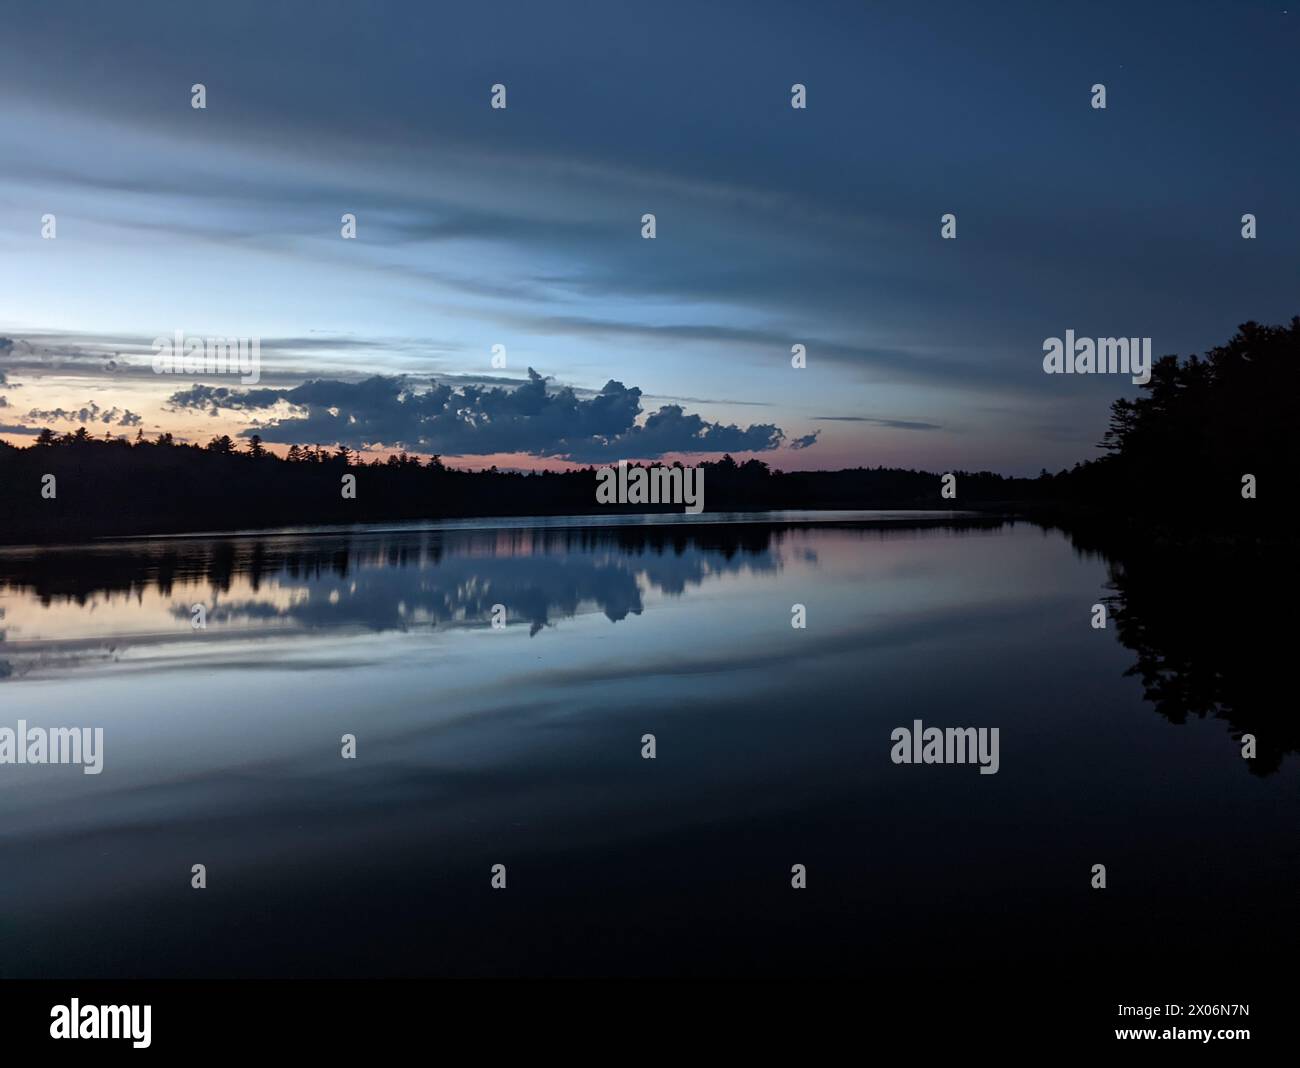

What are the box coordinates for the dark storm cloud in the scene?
[167,369,787,459]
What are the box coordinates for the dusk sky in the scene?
[1,0,1297,472]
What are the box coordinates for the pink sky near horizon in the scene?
[0,431,878,473]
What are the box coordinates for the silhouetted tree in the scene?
[1035,316,1300,533]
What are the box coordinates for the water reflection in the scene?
[0,517,994,676]
[1,515,1294,778]
[1063,524,1297,776]
[0,515,1294,979]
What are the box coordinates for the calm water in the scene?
[0,514,1295,977]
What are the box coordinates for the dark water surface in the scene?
[0,514,1295,977]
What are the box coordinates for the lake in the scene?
[1,513,1295,977]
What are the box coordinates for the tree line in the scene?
[2,317,1294,542]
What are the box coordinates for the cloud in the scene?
[813,416,943,431]
[642,393,772,408]
[167,369,787,459]
[492,312,996,388]
[25,400,143,427]
[571,403,783,463]
[0,330,456,386]
[788,432,819,450]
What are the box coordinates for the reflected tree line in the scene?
[1,516,1293,773]
[1061,520,1294,776]
[0,524,812,654]
[1112,544,1294,777]
[0,518,998,607]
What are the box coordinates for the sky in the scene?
[1,0,1297,473]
